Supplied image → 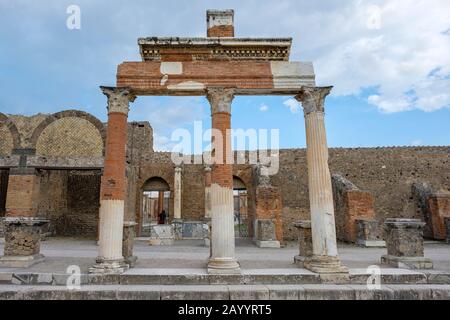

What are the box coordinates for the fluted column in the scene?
[173,166,182,220]
[206,87,240,274]
[295,87,347,274]
[90,86,135,274]
[204,165,212,220]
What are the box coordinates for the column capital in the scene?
[295,86,333,115]
[100,86,136,115]
[206,87,235,114]
[175,166,183,173]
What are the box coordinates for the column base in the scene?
[124,256,138,268]
[89,258,129,275]
[207,258,241,274]
[303,255,349,274]
[381,255,434,270]
[294,255,310,268]
[0,254,45,268]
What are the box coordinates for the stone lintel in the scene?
[116,61,316,96]
[385,218,426,229]
[3,217,49,226]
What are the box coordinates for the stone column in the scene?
[381,218,433,269]
[204,165,212,220]
[173,166,183,240]
[90,86,135,274]
[295,87,347,274]
[206,87,240,274]
[204,165,212,248]
[0,168,48,268]
[173,166,182,220]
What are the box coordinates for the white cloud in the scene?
[283,98,301,114]
[260,103,269,112]
[1,0,450,116]
[309,0,450,113]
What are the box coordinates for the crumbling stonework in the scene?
[381,218,433,269]
[412,182,450,240]
[332,174,376,243]
[3,219,45,256]
[293,220,313,267]
[355,219,385,247]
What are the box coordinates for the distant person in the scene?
[159,210,167,224]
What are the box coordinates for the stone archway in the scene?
[140,177,171,236]
[233,176,249,238]
[0,112,21,153]
[30,110,106,156]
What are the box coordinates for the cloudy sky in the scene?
[1,0,449,151]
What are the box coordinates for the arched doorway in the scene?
[233,176,248,238]
[141,177,171,236]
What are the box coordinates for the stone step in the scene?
[1,268,449,286]
[0,284,449,300]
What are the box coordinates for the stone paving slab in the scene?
[1,268,450,286]
[1,284,449,300]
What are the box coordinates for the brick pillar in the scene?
[295,87,347,274]
[206,87,240,274]
[90,86,135,274]
[0,167,47,267]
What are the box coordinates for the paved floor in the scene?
[1,238,449,274]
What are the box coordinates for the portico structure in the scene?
[92,9,347,275]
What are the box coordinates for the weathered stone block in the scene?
[253,219,280,248]
[122,222,137,267]
[381,218,433,269]
[149,224,174,246]
[0,217,48,268]
[356,219,385,247]
[293,220,312,267]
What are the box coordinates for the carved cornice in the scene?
[206,87,235,114]
[295,86,333,115]
[100,86,136,115]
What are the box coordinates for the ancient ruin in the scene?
[0,9,449,300]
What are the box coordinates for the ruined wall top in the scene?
[207,9,234,37]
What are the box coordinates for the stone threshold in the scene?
[0,268,449,286]
[1,284,449,300]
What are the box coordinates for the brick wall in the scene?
[38,170,100,238]
[332,174,375,243]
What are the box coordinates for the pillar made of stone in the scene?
[206,87,240,274]
[0,168,48,267]
[293,220,313,267]
[204,165,212,248]
[173,166,183,239]
[90,86,135,274]
[295,87,347,274]
[381,218,433,269]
